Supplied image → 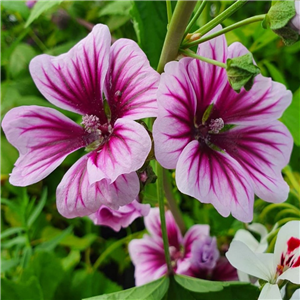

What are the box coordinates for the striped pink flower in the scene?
[153,26,293,222]
[2,24,159,218]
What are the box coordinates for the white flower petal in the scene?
[259,283,282,300]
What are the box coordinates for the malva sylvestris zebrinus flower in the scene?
[153,26,293,222]
[2,24,159,218]
[129,208,237,286]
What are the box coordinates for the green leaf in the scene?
[262,60,287,86]
[174,275,224,293]
[25,0,63,28]
[61,250,81,271]
[1,235,26,248]
[263,0,296,30]
[27,189,47,228]
[99,1,132,17]
[8,43,36,79]
[84,276,169,300]
[1,258,20,273]
[202,104,214,124]
[130,1,168,68]
[281,88,300,146]
[273,26,299,46]
[21,251,65,300]
[1,276,44,300]
[35,226,73,251]
[226,53,261,92]
[1,227,25,239]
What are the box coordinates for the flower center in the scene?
[169,246,184,268]
[81,114,113,151]
[275,237,300,280]
[194,117,224,145]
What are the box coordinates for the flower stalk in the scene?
[157,1,197,73]
[156,162,172,274]
[184,0,207,35]
[181,49,227,68]
[183,14,266,48]
[192,0,248,36]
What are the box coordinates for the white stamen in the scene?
[209,118,224,134]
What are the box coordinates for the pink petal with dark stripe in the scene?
[128,235,167,286]
[213,43,292,125]
[87,118,151,184]
[212,121,293,203]
[57,155,139,218]
[30,24,110,119]
[176,141,254,222]
[105,39,159,121]
[1,106,87,186]
[144,208,183,248]
[153,59,197,169]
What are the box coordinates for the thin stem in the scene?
[163,170,186,234]
[156,162,172,274]
[181,49,227,68]
[184,1,207,35]
[183,14,266,48]
[157,1,197,73]
[166,1,173,24]
[193,0,248,36]
[93,230,145,270]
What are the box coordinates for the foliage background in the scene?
[1,1,299,299]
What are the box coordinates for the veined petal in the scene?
[176,141,254,222]
[278,266,300,284]
[191,25,228,117]
[214,42,292,125]
[144,208,183,248]
[226,241,274,282]
[30,24,110,118]
[57,156,139,218]
[1,106,86,186]
[56,155,103,218]
[105,39,159,121]
[89,200,150,232]
[183,225,210,256]
[87,118,151,184]
[128,236,167,286]
[153,59,196,169]
[259,283,281,300]
[213,122,293,203]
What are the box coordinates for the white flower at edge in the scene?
[226,221,300,300]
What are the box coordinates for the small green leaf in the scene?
[226,53,261,92]
[99,1,132,17]
[84,276,169,300]
[1,258,20,273]
[27,189,47,228]
[273,26,299,45]
[25,0,63,28]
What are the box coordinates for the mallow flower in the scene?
[128,208,236,286]
[226,221,300,300]
[153,25,293,222]
[89,200,150,232]
[2,24,159,218]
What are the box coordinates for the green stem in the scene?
[183,14,266,48]
[181,49,227,68]
[184,1,207,35]
[193,0,248,36]
[93,230,145,270]
[156,162,172,274]
[157,1,197,73]
[163,170,186,234]
[260,203,300,221]
[166,1,173,24]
